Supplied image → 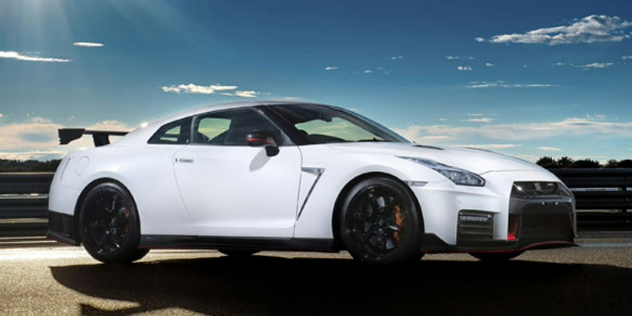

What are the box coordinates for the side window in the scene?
[195,117,231,144]
[296,117,377,142]
[193,108,283,146]
[148,117,192,145]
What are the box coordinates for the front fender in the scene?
[293,144,446,239]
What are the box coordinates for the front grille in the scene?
[512,181,573,199]
[519,214,574,242]
[510,181,576,245]
[454,182,576,249]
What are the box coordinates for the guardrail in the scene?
[550,169,632,230]
[0,170,630,238]
[0,173,53,237]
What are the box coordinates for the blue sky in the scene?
[1,0,632,162]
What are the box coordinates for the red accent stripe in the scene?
[430,241,578,255]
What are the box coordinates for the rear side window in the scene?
[148,117,192,144]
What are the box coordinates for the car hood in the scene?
[326,142,549,175]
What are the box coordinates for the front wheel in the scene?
[79,182,148,264]
[339,177,424,265]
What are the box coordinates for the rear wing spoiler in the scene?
[59,128,129,147]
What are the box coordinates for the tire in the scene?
[339,177,424,265]
[469,251,524,262]
[79,182,148,264]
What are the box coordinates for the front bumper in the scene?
[422,181,576,253]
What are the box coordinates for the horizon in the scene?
[1,0,631,163]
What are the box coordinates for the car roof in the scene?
[116,101,332,146]
[189,100,310,115]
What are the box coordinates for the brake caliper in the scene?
[393,205,404,243]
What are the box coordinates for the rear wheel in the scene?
[469,251,524,262]
[79,182,148,264]
[339,177,424,265]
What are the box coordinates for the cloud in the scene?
[88,120,130,131]
[538,147,562,151]
[482,15,632,45]
[466,81,554,89]
[475,37,486,42]
[375,67,392,75]
[29,117,53,124]
[463,117,494,123]
[555,62,614,69]
[579,62,614,68]
[73,42,104,47]
[393,115,632,144]
[446,56,475,60]
[325,66,338,71]
[364,70,373,74]
[0,51,71,63]
[486,63,495,67]
[623,56,632,60]
[391,56,404,60]
[0,150,69,161]
[464,144,522,149]
[462,114,494,123]
[457,66,472,71]
[0,114,3,119]
[161,84,238,94]
[221,91,260,98]
[421,136,450,141]
[161,86,181,93]
[234,91,259,98]
[161,83,260,98]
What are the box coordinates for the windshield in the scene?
[269,104,410,144]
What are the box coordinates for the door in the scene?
[173,107,302,238]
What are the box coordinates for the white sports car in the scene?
[48,101,576,264]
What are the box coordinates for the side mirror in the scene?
[246,131,279,157]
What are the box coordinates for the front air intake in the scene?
[457,210,494,245]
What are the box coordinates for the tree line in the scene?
[0,159,61,172]
[536,157,632,169]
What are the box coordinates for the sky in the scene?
[1,0,632,163]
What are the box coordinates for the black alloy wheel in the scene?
[339,177,424,265]
[79,182,148,263]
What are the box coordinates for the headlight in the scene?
[399,157,485,187]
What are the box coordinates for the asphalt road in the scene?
[1,238,632,316]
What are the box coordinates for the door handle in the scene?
[175,158,194,163]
